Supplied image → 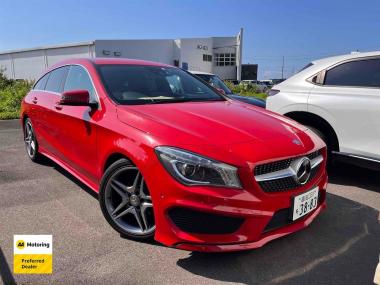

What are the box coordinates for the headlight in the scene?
[155,146,241,188]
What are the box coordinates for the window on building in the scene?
[215,53,236,66]
[63,65,96,100]
[324,58,380,87]
[45,66,69,93]
[203,54,212,62]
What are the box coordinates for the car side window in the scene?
[34,73,50,90]
[64,65,96,101]
[45,66,69,93]
[324,58,380,87]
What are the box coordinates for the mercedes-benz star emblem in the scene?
[293,157,311,185]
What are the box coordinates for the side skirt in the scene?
[332,151,380,171]
[39,148,99,193]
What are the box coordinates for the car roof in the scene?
[277,50,380,85]
[91,57,172,67]
[311,50,380,66]
[47,57,172,71]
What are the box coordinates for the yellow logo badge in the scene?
[14,235,53,274]
[16,240,25,249]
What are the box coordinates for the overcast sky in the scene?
[1,0,380,79]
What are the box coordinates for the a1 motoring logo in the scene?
[14,235,53,274]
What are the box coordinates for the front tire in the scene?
[99,158,155,240]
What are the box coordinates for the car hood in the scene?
[117,100,308,147]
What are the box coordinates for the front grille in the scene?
[255,150,322,193]
[255,150,320,176]
[258,166,320,193]
[168,207,244,235]
[254,159,292,176]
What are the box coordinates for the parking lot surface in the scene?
[0,119,379,285]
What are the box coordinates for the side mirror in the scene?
[59,90,97,107]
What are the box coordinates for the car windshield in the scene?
[195,74,233,94]
[97,65,225,105]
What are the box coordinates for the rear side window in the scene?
[64,65,96,100]
[45,66,68,93]
[324,58,380,87]
[34,73,50,90]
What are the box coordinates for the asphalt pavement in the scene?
[0,119,379,285]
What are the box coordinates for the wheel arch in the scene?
[103,152,134,174]
[21,114,29,126]
[284,111,340,152]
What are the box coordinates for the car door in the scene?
[28,72,50,142]
[308,57,380,159]
[35,66,69,156]
[52,65,99,185]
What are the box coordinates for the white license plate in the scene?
[292,187,319,221]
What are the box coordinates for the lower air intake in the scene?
[168,207,244,235]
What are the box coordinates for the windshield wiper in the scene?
[144,98,224,104]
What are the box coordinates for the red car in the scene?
[21,58,327,252]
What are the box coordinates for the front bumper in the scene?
[175,202,326,252]
[146,148,328,252]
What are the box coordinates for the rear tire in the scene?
[24,118,43,162]
[99,158,155,240]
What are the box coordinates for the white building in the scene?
[0,29,243,81]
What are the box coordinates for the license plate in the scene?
[292,187,319,221]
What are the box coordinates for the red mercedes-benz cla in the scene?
[21,58,327,252]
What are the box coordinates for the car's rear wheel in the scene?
[24,118,42,162]
[99,158,155,240]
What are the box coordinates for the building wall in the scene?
[94,40,174,65]
[178,38,214,72]
[213,66,236,80]
[0,54,14,79]
[211,37,239,80]
[0,32,242,81]
[0,44,94,80]
[12,50,46,80]
[45,45,94,67]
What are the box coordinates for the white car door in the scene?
[308,57,380,160]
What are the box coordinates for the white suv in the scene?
[266,51,380,169]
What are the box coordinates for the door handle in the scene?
[54,103,63,110]
[32,97,38,104]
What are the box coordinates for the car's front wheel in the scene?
[99,158,155,240]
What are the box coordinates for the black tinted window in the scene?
[98,65,223,105]
[325,59,380,87]
[34,73,50,90]
[64,66,95,100]
[45,67,68,93]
